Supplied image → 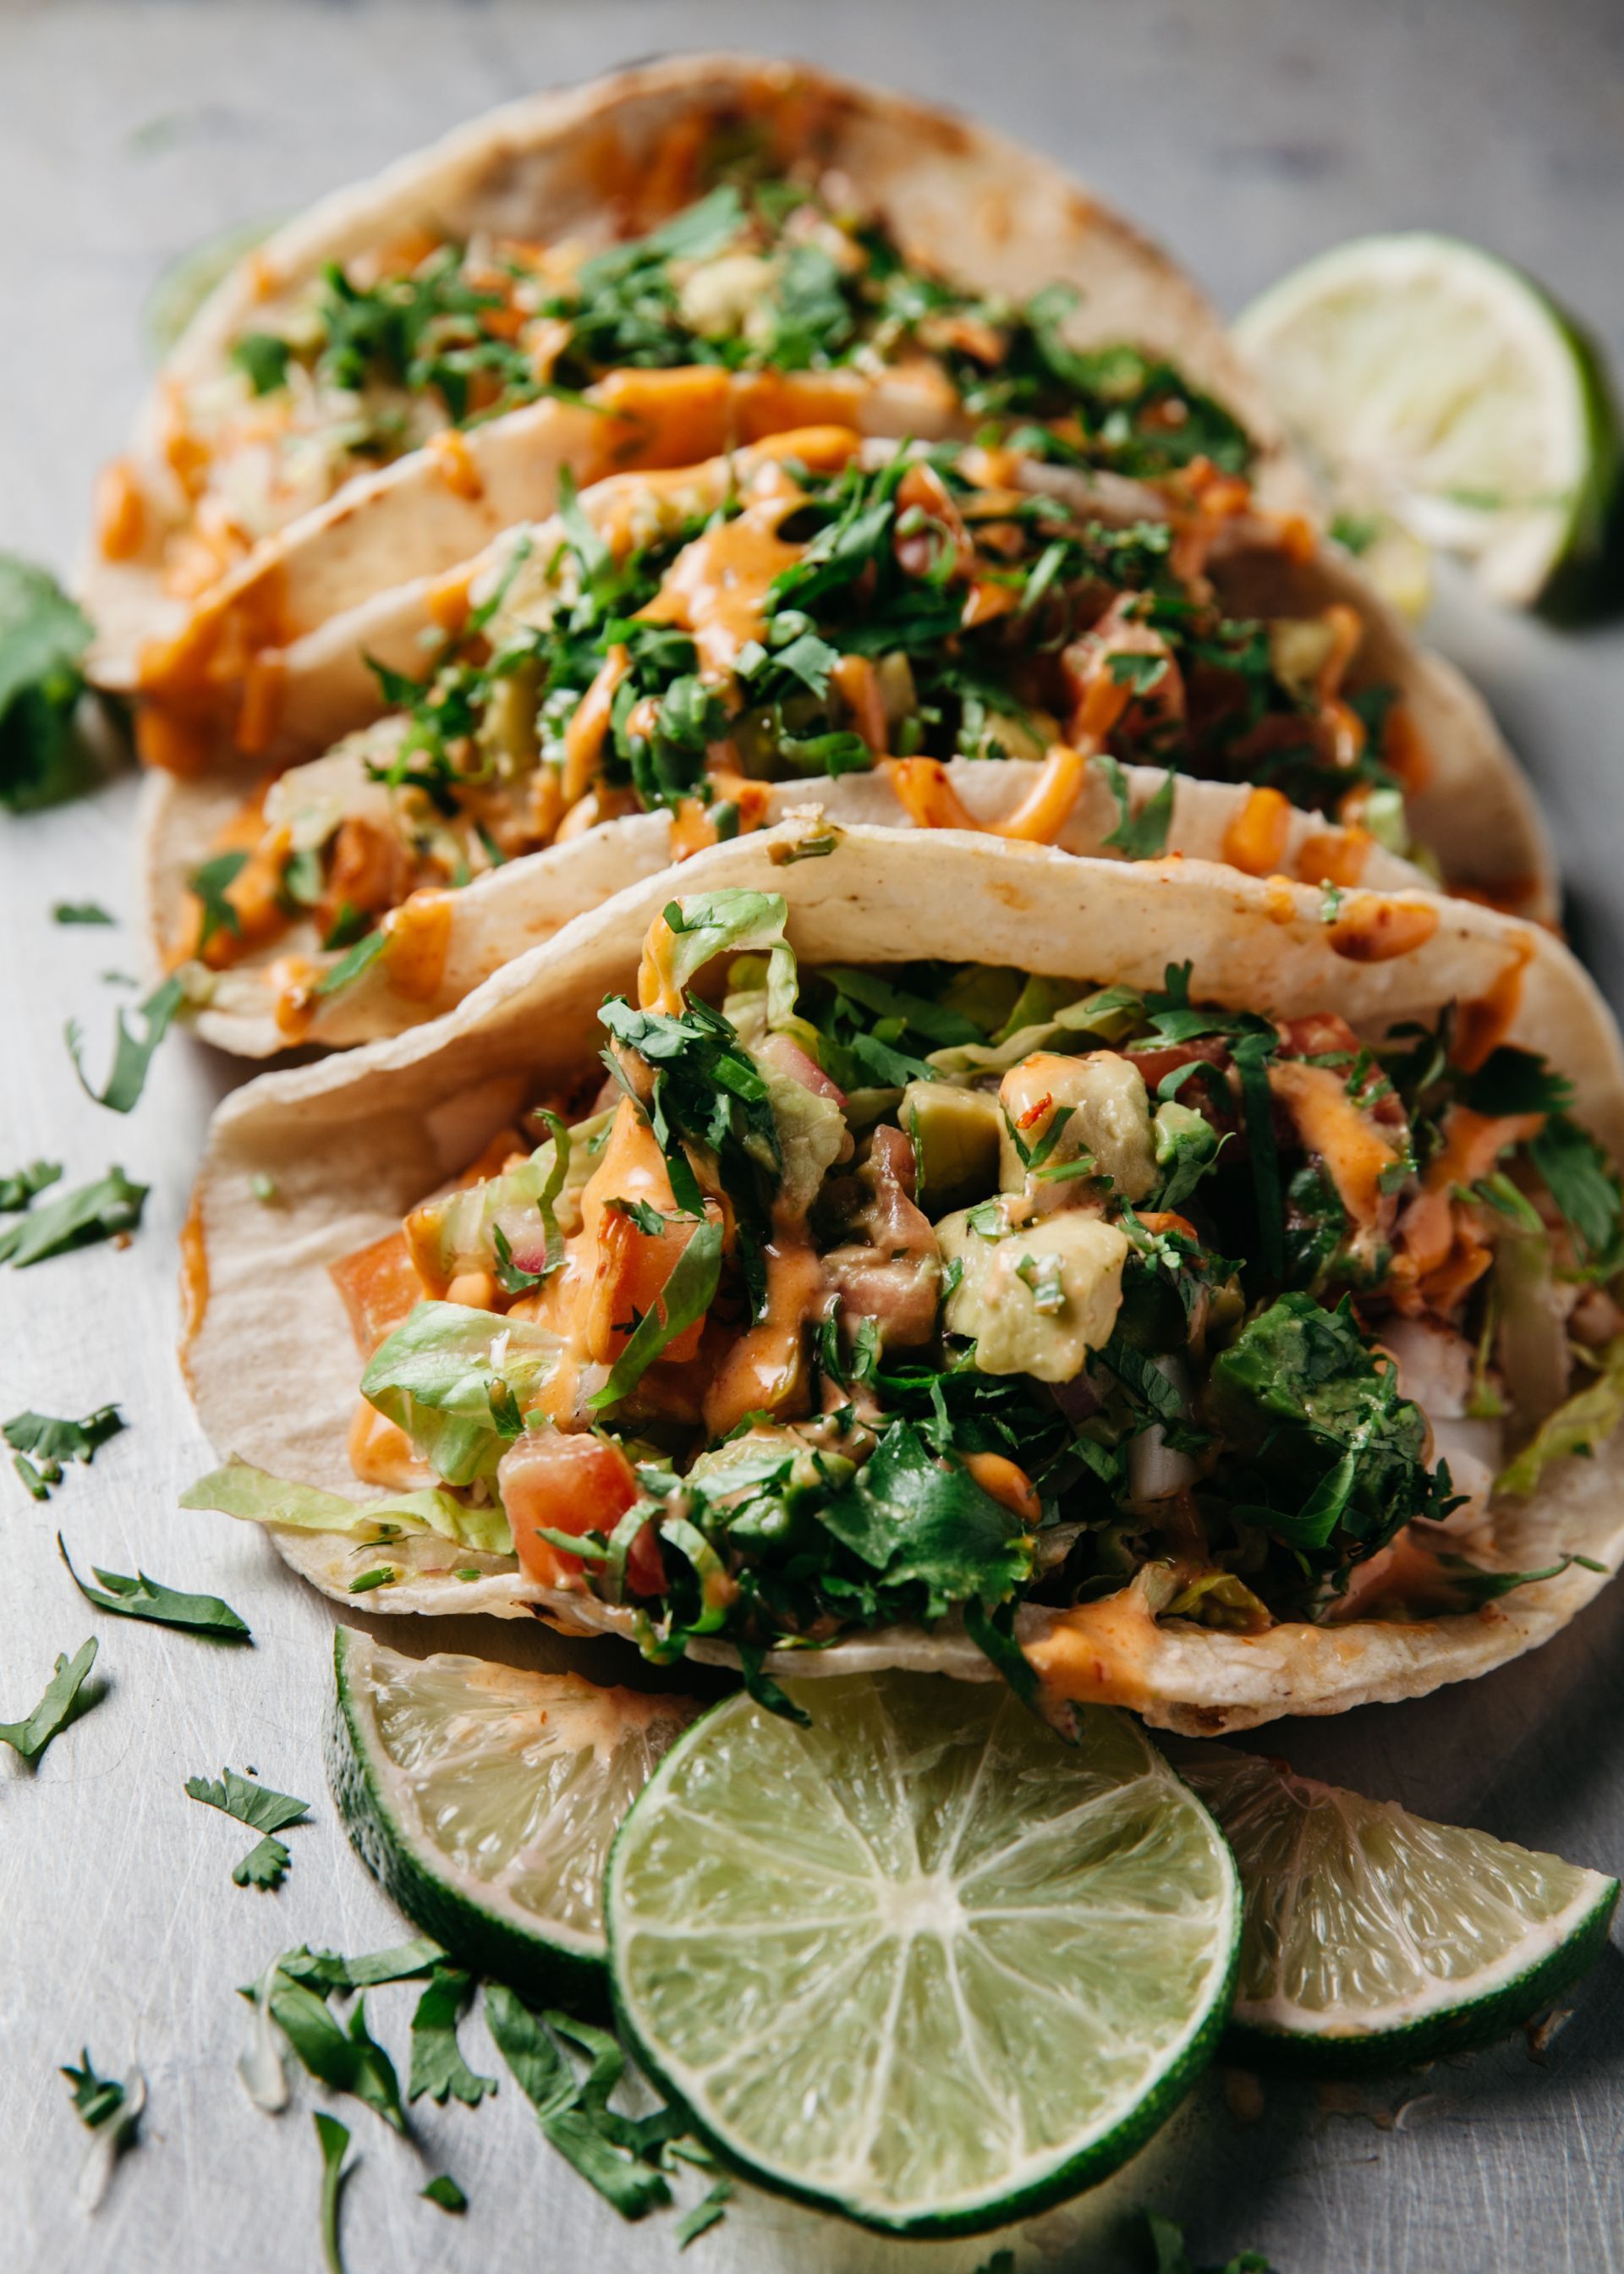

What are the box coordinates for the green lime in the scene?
[1177,1744,1618,2074]
[1235,232,1621,608]
[606,1671,1239,2237]
[328,1625,697,2002]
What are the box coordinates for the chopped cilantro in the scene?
[60,1534,251,1637]
[0,1166,147,1266]
[0,1637,99,1762]
[0,555,95,809]
[184,1767,310,1887]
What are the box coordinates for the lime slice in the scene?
[328,1626,698,2002]
[1235,233,1621,607]
[1177,1744,1618,2074]
[606,1672,1239,2237]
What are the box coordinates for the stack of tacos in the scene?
[80,47,1624,2228]
[100,46,1620,1747]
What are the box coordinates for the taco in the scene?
[181,824,1624,1737]
[145,429,1548,1057]
[87,52,1308,717]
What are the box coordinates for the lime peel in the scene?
[1177,1743,1619,2074]
[327,1626,698,2002]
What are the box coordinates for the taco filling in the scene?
[117,175,1252,603]
[195,887,1624,1700]
[173,431,1413,1017]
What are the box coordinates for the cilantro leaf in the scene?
[815,1421,1034,1618]
[0,1165,146,1266]
[1098,754,1175,860]
[0,1637,99,1762]
[312,925,387,997]
[62,2046,125,2129]
[232,331,293,394]
[234,1835,295,1889]
[185,1768,310,1887]
[273,1983,404,2131]
[52,901,114,924]
[1207,1294,1443,1552]
[409,1963,497,2106]
[1144,2209,1275,2273]
[278,1939,443,1993]
[3,1403,124,1496]
[188,849,249,952]
[0,1158,60,1211]
[60,1534,250,1637]
[1531,1115,1622,1269]
[67,973,185,1112]
[0,555,94,809]
[313,2112,353,2274]
[485,1985,673,2219]
[675,2179,734,2245]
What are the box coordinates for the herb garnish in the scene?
[0,1638,100,1762]
[313,2113,354,2274]
[5,1403,123,1500]
[52,900,114,925]
[184,1768,311,1887]
[0,555,96,808]
[409,1962,497,2105]
[60,1535,251,1638]
[67,972,185,1112]
[0,1166,146,1266]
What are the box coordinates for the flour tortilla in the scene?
[85,51,1310,692]
[184,821,1624,1734]
[140,440,1550,1058]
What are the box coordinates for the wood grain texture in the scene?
[2,3,1621,2269]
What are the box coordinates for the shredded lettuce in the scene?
[1496,1336,1624,1498]
[360,1303,561,1486]
[661,890,795,1012]
[180,1458,513,1554]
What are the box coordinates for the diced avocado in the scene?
[998,1052,1157,1201]
[904,1081,1004,1214]
[1268,615,1338,694]
[939,1207,1128,1381]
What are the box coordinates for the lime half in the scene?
[1177,1744,1618,2074]
[606,1672,1239,2237]
[1236,233,1621,607]
[328,1626,698,2002]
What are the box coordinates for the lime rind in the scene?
[1236,230,1621,609]
[1179,1744,1619,2075]
[328,1625,694,2005]
[1229,1873,1616,2077]
[606,1674,1241,2238]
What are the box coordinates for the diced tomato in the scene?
[584,1206,708,1366]
[501,1431,665,1595]
[329,1230,425,1354]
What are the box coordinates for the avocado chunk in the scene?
[903,1081,1004,1214]
[939,1206,1128,1381]
[998,1051,1157,1202]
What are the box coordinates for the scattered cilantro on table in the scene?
[184,1769,311,1888]
[60,1535,250,1638]
[0,1638,100,1762]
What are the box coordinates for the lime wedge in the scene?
[606,1672,1239,2237]
[1235,233,1621,607]
[1177,1744,1618,2074]
[328,1626,698,2002]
